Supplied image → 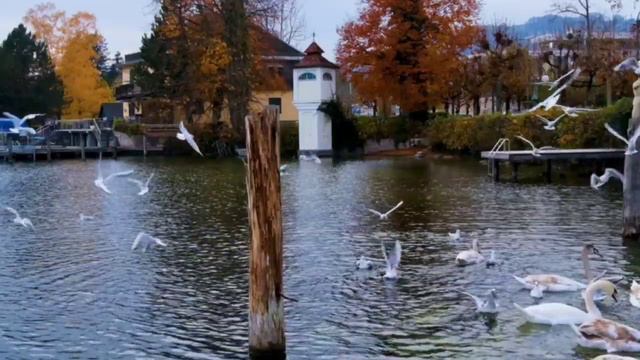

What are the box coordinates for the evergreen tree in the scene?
[0,24,63,117]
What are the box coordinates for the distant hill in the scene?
[487,14,635,41]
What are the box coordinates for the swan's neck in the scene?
[472,239,479,252]
[583,285,602,317]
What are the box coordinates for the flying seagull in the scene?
[614,57,640,75]
[127,173,155,196]
[516,136,541,157]
[590,168,625,190]
[550,104,597,118]
[279,164,288,174]
[529,68,582,112]
[131,232,167,252]
[368,201,404,220]
[604,123,640,156]
[381,240,401,279]
[177,121,204,156]
[94,159,134,194]
[3,112,43,135]
[458,289,499,314]
[536,113,566,131]
[5,207,34,230]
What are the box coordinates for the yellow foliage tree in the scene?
[24,3,112,119]
[57,34,113,119]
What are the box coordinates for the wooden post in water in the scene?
[624,77,640,240]
[245,108,286,359]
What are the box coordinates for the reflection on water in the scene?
[0,157,636,359]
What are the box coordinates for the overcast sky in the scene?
[1,0,639,61]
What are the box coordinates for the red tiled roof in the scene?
[295,42,339,69]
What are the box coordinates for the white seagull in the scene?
[3,112,43,135]
[529,68,582,112]
[94,159,134,194]
[381,240,401,279]
[529,93,561,112]
[5,207,34,230]
[590,168,625,190]
[177,121,204,156]
[127,173,155,196]
[79,213,95,222]
[536,113,566,131]
[368,201,404,220]
[449,229,461,241]
[279,164,288,174]
[458,289,499,314]
[614,57,640,75]
[131,232,167,252]
[516,136,541,157]
[355,256,373,270]
[551,104,597,118]
[604,123,640,156]
[300,154,322,164]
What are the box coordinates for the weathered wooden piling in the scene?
[245,108,286,359]
[624,78,640,240]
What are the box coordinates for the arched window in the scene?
[298,72,316,81]
[323,72,333,81]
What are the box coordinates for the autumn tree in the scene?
[23,3,114,119]
[0,24,63,116]
[57,33,114,118]
[338,0,479,119]
[23,2,99,67]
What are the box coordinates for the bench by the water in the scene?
[481,148,626,182]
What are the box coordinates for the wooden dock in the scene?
[481,148,626,182]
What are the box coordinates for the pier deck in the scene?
[481,148,626,182]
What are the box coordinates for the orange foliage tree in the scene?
[338,0,480,118]
[24,3,113,118]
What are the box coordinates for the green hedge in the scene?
[427,98,632,154]
[113,118,143,136]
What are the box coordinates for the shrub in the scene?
[281,122,299,157]
[425,98,633,155]
[113,118,143,136]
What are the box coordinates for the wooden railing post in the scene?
[245,107,286,359]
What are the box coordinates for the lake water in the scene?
[0,157,638,359]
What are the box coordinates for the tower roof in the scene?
[295,41,339,69]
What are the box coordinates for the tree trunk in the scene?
[246,108,286,358]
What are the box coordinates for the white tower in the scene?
[293,42,338,157]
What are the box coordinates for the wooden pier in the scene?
[481,148,626,182]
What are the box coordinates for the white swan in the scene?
[572,281,640,353]
[455,238,485,266]
[514,280,612,325]
[630,280,640,308]
[381,240,401,279]
[513,244,601,294]
[177,121,204,156]
[368,201,403,220]
[127,173,155,196]
[592,355,638,360]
